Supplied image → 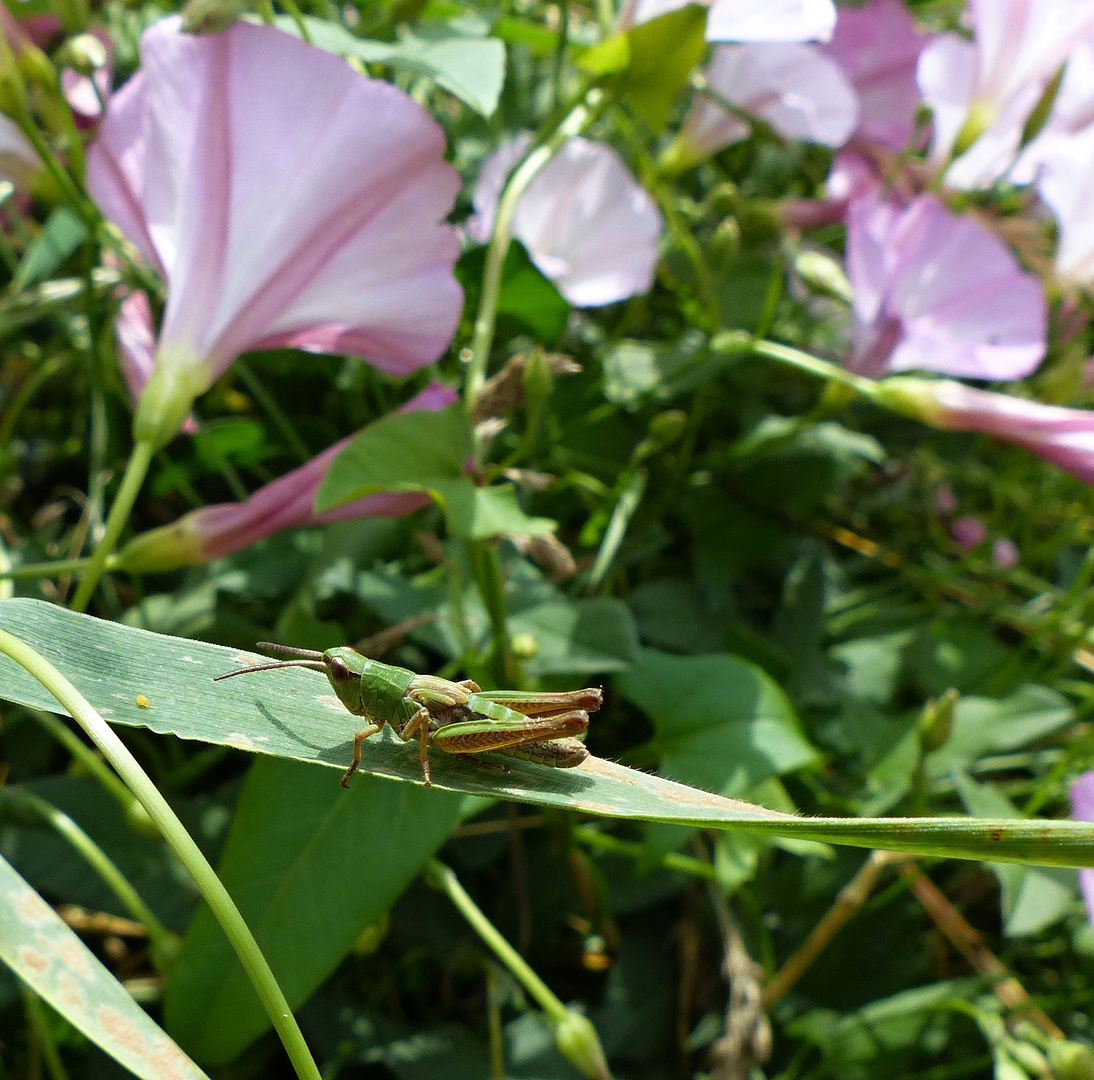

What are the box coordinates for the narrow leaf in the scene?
[0,853,209,1080]
[0,600,1092,868]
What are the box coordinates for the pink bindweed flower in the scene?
[917,0,1094,189]
[992,536,1019,567]
[874,377,1094,487]
[666,43,859,168]
[0,116,37,190]
[845,193,1046,380]
[618,0,836,43]
[1069,772,1094,927]
[86,17,463,448]
[1027,126,1094,283]
[818,0,926,151]
[116,382,458,572]
[468,135,662,307]
[951,515,987,549]
[934,484,958,513]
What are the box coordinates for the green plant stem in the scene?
[2,787,176,969]
[23,984,69,1080]
[71,440,155,612]
[730,336,879,398]
[27,707,133,809]
[464,90,603,417]
[0,628,322,1080]
[0,556,101,580]
[574,825,716,880]
[234,362,312,465]
[426,859,568,1023]
[467,540,518,686]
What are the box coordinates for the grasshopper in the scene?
[214,642,602,787]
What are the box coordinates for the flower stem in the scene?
[426,859,568,1022]
[0,629,323,1080]
[71,439,155,612]
[464,89,603,418]
[731,336,880,398]
[0,556,99,580]
[2,786,178,970]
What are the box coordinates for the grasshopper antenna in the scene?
[214,659,326,681]
[255,641,326,660]
[213,642,328,681]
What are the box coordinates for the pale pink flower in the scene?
[1013,39,1094,184]
[917,0,1094,188]
[116,383,458,572]
[670,43,859,167]
[1069,772,1094,927]
[818,0,925,150]
[845,194,1046,380]
[0,117,37,189]
[1028,126,1094,282]
[951,515,987,549]
[469,136,662,307]
[875,377,1094,486]
[87,17,462,447]
[618,0,836,42]
[934,484,957,513]
[992,537,1019,567]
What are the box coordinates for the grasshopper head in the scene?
[321,646,367,712]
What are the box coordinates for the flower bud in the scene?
[180,0,253,33]
[1049,1041,1094,1080]
[919,688,957,753]
[54,33,107,75]
[554,1008,610,1080]
[794,249,853,302]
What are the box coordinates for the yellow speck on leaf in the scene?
[135,695,151,709]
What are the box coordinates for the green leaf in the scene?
[12,208,87,291]
[166,758,461,1064]
[276,16,505,117]
[1,600,1094,868]
[432,480,556,541]
[315,403,472,511]
[618,648,819,797]
[616,4,708,131]
[577,5,706,131]
[0,853,209,1080]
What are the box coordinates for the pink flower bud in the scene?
[115,383,457,573]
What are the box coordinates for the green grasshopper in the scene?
[214,642,602,787]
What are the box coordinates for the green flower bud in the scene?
[554,1008,610,1080]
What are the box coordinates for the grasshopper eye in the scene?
[328,657,353,683]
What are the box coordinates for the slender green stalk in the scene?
[2,787,177,969]
[464,90,603,415]
[71,440,155,612]
[426,859,568,1022]
[234,362,312,465]
[741,337,879,398]
[0,556,99,580]
[426,859,611,1080]
[0,629,322,1080]
[23,984,69,1080]
[574,825,716,880]
[27,707,133,811]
